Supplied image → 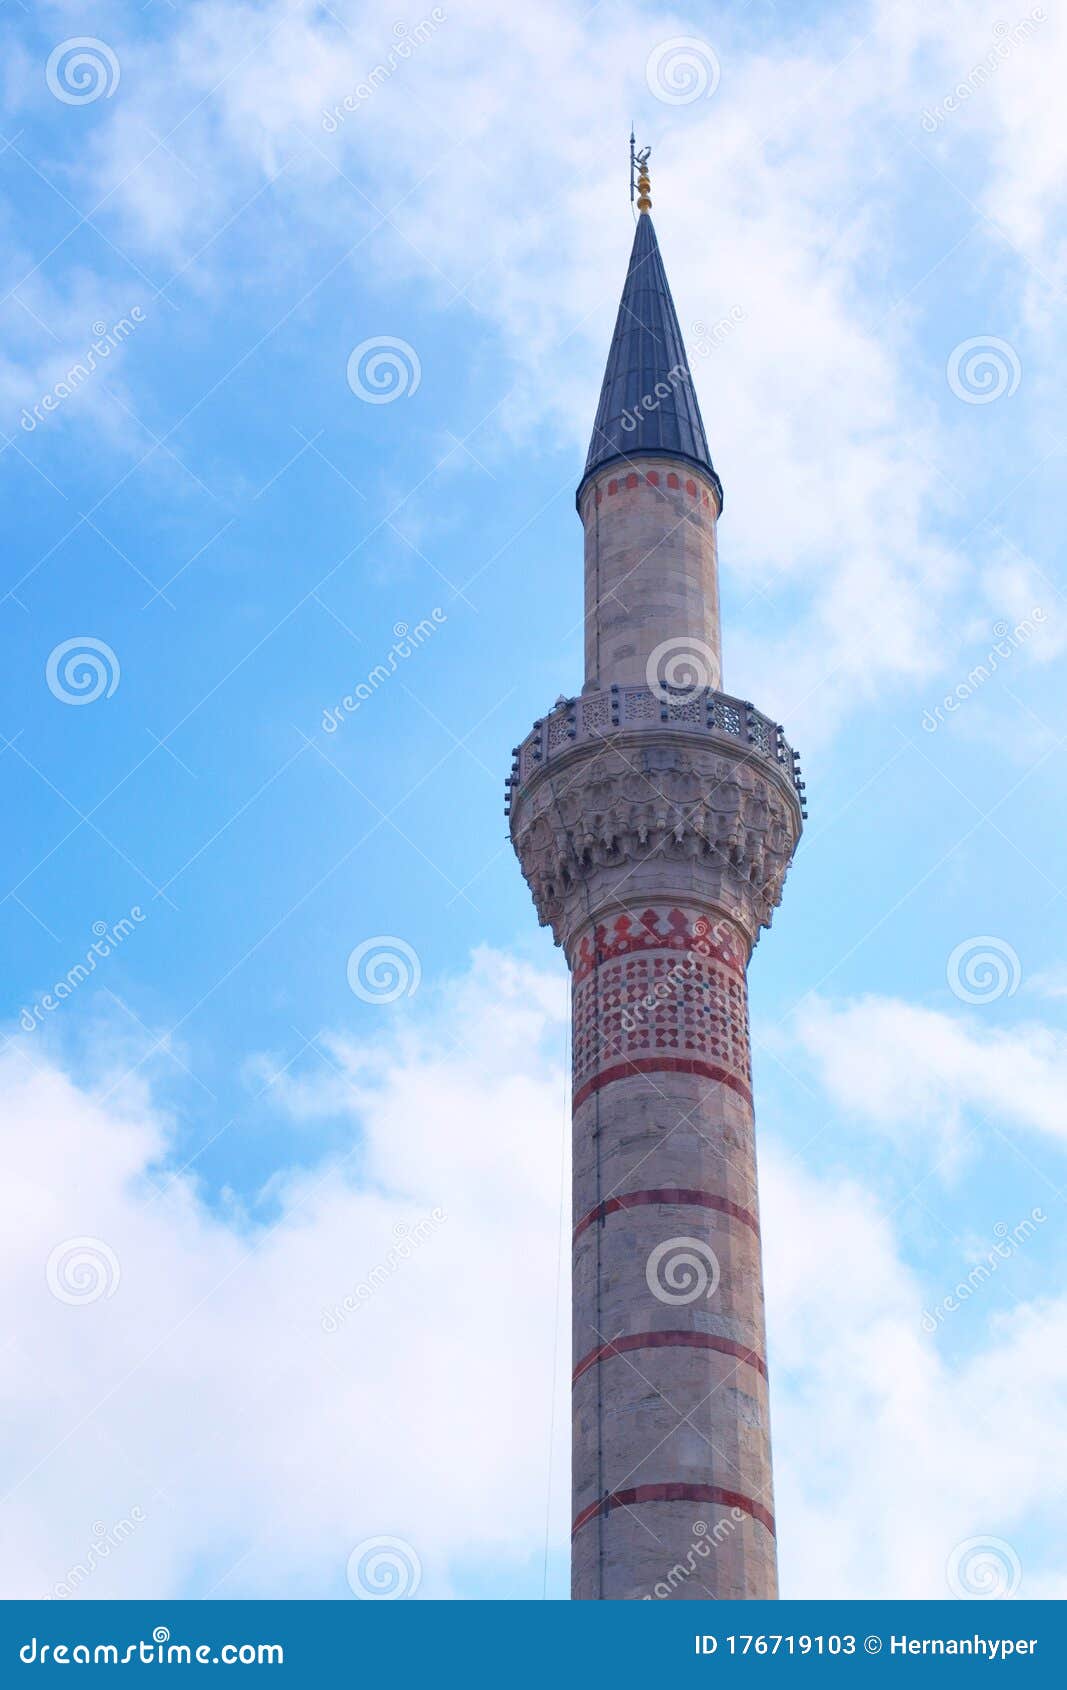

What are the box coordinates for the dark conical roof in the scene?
[578,213,721,508]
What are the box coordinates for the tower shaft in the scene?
[582,456,722,691]
[508,194,803,1601]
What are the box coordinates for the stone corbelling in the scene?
[572,1483,776,1541]
[509,730,802,954]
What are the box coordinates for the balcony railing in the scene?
[506,685,806,820]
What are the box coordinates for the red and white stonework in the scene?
[508,209,804,1600]
[580,458,722,692]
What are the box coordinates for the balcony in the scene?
[506,685,805,820]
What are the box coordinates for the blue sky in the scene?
[1,0,1066,1603]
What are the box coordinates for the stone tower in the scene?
[507,158,806,1602]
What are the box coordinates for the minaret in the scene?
[507,153,805,1602]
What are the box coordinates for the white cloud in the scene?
[794,992,1067,1155]
[0,950,571,1600]
[1028,967,1067,1002]
[0,272,152,452]
[763,1147,1067,1599]
[3,951,1066,1599]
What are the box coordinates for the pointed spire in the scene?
[579,212,722,508]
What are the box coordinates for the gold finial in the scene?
[636,158,652,214]
[630,132,652,214]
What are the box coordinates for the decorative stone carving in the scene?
[509,728,801,955]
[572,905,746,982]
[571,921,753,1108]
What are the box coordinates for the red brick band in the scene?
[593,472,713,511]
[572,1483,775,1540]
[573,1187,760,1244]
[572,1056,752,1112]
[572,1330,767,1386]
